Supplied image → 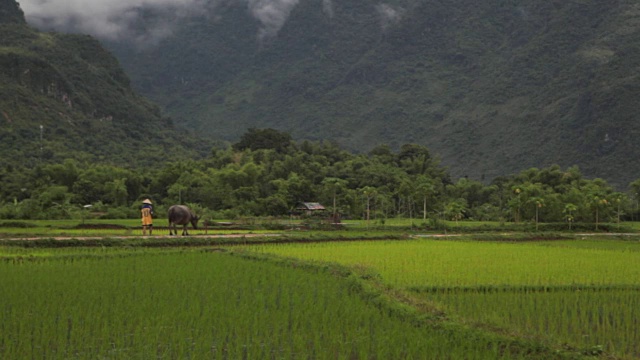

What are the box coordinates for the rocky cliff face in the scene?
[0,0,209,169]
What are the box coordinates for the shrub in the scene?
[0,221,37,228]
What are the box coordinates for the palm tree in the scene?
[590,195,608,231]
[529,197,545,231]
[322,177,347,222]
[611,193,625,229]
[563,203,577,230]
[511,186,522,223]
[445,199,467,227]
[415,176,435,221]
[360,186,377,228]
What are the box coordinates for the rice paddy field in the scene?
[251,239,640,359]
[1,229,639,359]
[1,248,559,360]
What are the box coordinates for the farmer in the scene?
[141,199,154,235]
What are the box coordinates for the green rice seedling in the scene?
[252,239,640,357]
[0,250,540,359]
[538,238,640,252]
[251,240,640,287]
[426,287,640,359]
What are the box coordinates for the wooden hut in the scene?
[295,202,326,216]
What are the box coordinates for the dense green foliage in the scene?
[3,0,640,226]
[2,127,639,230]
[0,6,211,175]
[103,0,640,186]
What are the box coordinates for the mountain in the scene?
[0,0,23,24]
[0,0,210,171]
[71,0,640,187]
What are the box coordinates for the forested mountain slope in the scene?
[98,0,640,187]
[0,0,210,175]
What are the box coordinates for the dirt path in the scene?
[2,233,283,241]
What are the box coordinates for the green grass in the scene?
[537,238,640,252]
[0,249,567,359]
[0,219,278,238]
[2,218,639,238]
[2,218,639,358]
[427,288,640,358]
[618,221,640,231]
[253,238,640,358]
[0,227,277,238]
[251,239,640,287]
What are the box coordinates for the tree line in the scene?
[1,128,639,227]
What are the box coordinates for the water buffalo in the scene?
[168,205,199,236]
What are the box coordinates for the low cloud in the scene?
[375,3,403,31]
[247,0,299,41]
[21,0,213,44]
[20,0,300,44]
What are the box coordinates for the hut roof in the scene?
[296,202,326,211]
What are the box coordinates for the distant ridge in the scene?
[25,0,640,187]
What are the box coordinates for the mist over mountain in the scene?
[19,0,640,187]
[20,0,301,45]
[1,0,210,170]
